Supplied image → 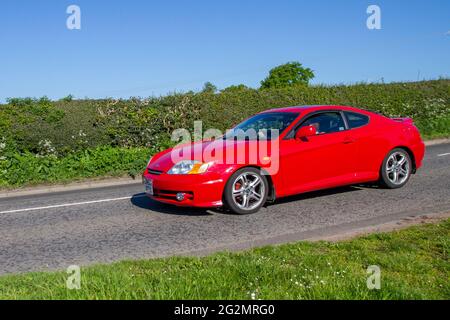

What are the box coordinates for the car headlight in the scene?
[167,160,212,175]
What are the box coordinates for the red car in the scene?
[143,105,425,214]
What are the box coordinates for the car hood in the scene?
[148,138,276,172]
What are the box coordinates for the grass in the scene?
[0,219,449,300]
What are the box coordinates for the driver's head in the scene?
[310,122,320,132]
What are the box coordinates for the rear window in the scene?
[345,112,369,129]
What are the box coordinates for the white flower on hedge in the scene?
[0,137,5,150]
[0,138,7,161]
[38,139,57,156]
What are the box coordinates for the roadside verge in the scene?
[0,217,447,299]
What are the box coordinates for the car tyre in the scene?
[223,167,269,215]
[379,148,412,189]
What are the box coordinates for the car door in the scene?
[278,111,358,196]
[342,111,379,181]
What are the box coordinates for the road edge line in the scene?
[0,177,141,199]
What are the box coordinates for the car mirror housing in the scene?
[295,125,317,140]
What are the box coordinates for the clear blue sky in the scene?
[0,0,449,102]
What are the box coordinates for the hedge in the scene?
[0,79,449,187]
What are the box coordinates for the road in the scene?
[1,143,450,275]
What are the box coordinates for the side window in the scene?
[300,112,346,135]
[345,112,369,129]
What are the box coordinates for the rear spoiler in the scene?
[391,117,414,125]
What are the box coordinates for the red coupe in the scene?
[143,105,425,214]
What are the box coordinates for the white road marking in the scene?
[437,153,450,157]
[0,195,146,215]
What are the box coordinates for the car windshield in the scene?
[224,112,299,140]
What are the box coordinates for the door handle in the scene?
[343,137,355,144]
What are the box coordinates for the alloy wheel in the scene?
[385,151,410,185]
[231,172,265,211]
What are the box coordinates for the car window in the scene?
[225,112,299,140]
[300,112,346,135]
[345,112,369,129]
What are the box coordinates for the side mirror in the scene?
[295,125,317,140]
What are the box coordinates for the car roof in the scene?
[260,105,367,114]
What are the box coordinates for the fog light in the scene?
[176,192,185,201]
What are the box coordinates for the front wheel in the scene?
[379,148,412,189]
[223,168,269,214]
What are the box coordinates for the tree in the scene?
[61,94,74,102]
[202,82,217,93]
[260,62,314,89]
[221,84,250,93]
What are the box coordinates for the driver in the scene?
[309,122,320,134]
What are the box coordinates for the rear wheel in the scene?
[223,167,269,214]
[379,148,412,189]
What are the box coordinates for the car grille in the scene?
[148,169,164,175]
[153,189,194,201]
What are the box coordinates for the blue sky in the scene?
[0,0,449,101]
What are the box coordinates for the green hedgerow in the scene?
[0,79,448,187]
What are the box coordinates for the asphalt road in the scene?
[1,143,450,275]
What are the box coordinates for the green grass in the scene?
[0,219,448,300]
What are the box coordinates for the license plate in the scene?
[144,179,154,195]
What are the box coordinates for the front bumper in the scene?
[142,169,226,207]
